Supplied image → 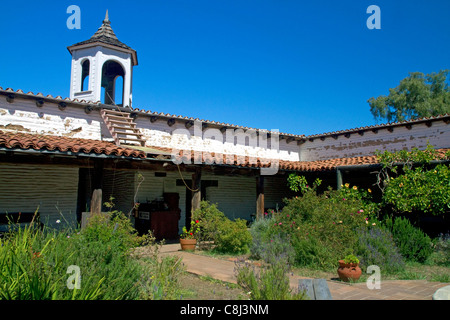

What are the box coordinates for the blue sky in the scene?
[1,0,449,136]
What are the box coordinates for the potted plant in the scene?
[337,254,362,282]
[179,219,200,251]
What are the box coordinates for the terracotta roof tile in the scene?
[170,147,449,172]
[0,131,146,159]
[1,130,448,172]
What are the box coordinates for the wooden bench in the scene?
[298,279,333,300]
[0,212,43,236]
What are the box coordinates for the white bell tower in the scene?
[67,11,138,108]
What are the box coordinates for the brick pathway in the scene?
[159,243,448,300]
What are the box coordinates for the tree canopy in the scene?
[368,70,450,123]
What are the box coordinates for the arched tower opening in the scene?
[81,59,90,92]
[101,60,125,106]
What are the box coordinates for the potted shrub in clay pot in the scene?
[337,254,362,282]
[179,219,200,251]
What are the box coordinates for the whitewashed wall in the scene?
[300,120,450,161]
[0,96,104,140]
[0,163,79,227]
[0,95,302,162]
[135,117,301,162]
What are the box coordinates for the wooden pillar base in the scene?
[256,174,265,219]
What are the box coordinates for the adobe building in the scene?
[1,13,449,238]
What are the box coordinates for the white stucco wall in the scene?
[0,96,103,140]
[135,117,302,163]
[300,120,450,161]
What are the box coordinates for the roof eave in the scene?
[67,42,138,66]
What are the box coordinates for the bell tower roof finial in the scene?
[104,10,110,24]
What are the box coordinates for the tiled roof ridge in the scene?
[0,86,101,105]
[305,114,450,139]
[165,146,450,172]
[1,87,449,140]
[0,87,303,137]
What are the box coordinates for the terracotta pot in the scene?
[337,260,362,282]
[180,238,197,251]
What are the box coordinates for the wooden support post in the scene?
[90,189,102,215]
[336,168,343,190]
[191,167,202,215]
[82,188,102,229]
[82,159,104,228]
[256,174,265,220]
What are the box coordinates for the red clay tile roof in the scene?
[1,130,448,172]
[170,148,449,172]
[0,131,146,159]
[279,156,380,171]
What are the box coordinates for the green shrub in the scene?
[192,201,227,244]
[272,188,373,270]
[355,226,405,274]
[426,233,450,267]
[0,223,107,300]
[0,208,183,300]
[249,217,295,265]
[193,201,251,254]
[215,218,251,254]
[59,224,143,299]
[383,216,433,263]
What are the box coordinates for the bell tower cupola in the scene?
[67,10,138,108]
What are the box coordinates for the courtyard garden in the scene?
[0,146,449,300]
[189,145,450,297]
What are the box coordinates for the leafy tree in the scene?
[368,70,450,122]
